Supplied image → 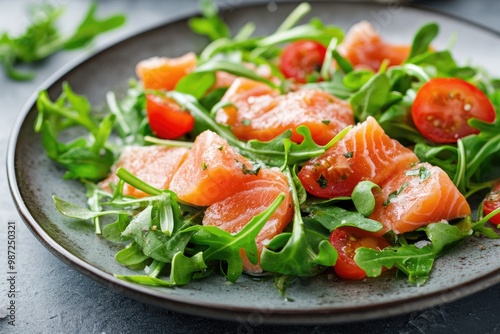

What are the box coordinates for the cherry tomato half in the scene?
[279,40,327,83]
[329,227,390,280]
[146,94,195,139]
[411,78,496,144]
[484,181,500,225]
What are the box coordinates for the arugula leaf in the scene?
[257,21,343,48]
[420,221,472,255]
[183,193,285,282]
[35,84,116,181]
[343,69,374,90]
[351,181,381,217]
[407,22,439,60]
[102,214,131,243]
[1,2,125,80]
[304,205,383,233]
[350,72,393,121]
[122,203,194,263]
[53,195,125,219]
[355,245,435,285]
[116,251,207,287]
[63,2,126,50]
[115,241,150,266]
[105,83,148,143]
[175,71,217,99]
[260,167,338,276]
[188,0,230,41]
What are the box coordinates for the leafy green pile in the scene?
[35,1,500,292]
[0,2,125,80]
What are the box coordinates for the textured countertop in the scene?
[1,0,500,333]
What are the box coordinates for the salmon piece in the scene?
[216,78,354,145]
[298,116,419,198]
[136,52,197,90]
[216,77,279,125]
[203,168,293,273]
[370,162,471,234]
[99,146,189,198]
[338,21,410,71]
[169,130,256,206]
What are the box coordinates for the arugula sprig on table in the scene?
[0,2,125,80]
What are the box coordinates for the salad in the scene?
[34,1,500,292]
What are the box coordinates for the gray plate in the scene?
[7,1,500,324]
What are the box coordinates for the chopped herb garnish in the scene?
[405,166,431,181]
[322,120,331,125]
[202,162,208,170]
[383,181,409,206]
[218,146,224,151]
[317,174,328,189]
[242,119,252,126]
[0,2,126,80]
[242,164,261,176]
[343,151,354,158]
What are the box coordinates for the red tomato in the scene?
[330,227,390,280]
[412,78,496,143]
[484,181,500,225]
[146,94,195,139]
[279,40,327,83]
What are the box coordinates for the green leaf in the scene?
[115,242,150,266]
[350,72,391,121]
[102,214,131,242]
[407,22,439,59]
[408,50,458,76]
[106,84,147,143]
[188,0,230,41]
[170,252,207,285]
[304,205,383,232]
[260,168,338,276]
[354,245,435,285]
[115,275,175,287]
[63,2,126,50]
[53,195,124,219]
[1,2,124,80]
[175,71,216,99]
[257,22,343,48]
[351,181,381,217]
[184,193,285,282]
[122,203,194,263]
[343,69,374,90]
[332,49,353,74]
[420,221,472,255]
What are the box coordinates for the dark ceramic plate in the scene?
[7,1,500,324]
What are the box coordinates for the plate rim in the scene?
[6,0,500,325]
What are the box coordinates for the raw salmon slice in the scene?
[216,77,354,145]
[169,130,257,206]
[370,162,471,234]
[338,21,410,71]
[99,146,189,198]
[203,168,293,273]
[298,116,419,198]
[136,52,197,90]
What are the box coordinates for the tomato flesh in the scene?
[280,40,327,83]
[146,94,195,139]
[412,78,496,143]
[329,227,390,280]
[484,181,500,225]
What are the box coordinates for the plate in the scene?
[7,1,500,324]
